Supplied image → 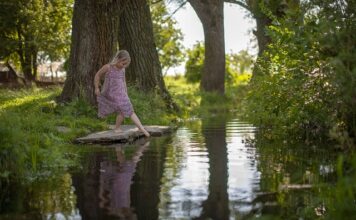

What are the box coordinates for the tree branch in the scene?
[168,0,188,17]
[151,0,165,5]
[224,0,250,11]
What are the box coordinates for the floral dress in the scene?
[97,65,133,118]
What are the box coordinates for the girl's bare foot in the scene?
[142,129,150,137]
[114,128,123,133]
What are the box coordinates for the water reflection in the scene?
[72,138,151,220]
[0,116,339,219]
[98,142,149,218]
[194,116,229,220]
[130,136,170,219]
[0,173,78,220]
[72,136,173,220]
[158,116,258,219]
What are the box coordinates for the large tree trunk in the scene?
[188,0,225,95]
[58,0,122,105]
[118,0,156,89]
[119,0,179,111]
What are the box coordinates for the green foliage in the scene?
[243,0,356,144]
[0,87,81,182]
[323,154,356,219]
[0,0,73,77]
[184,42,254,84]
[227,50,254,75]
[125,86,176,125]
[184,42,205,83]
[165,75,248,118]
[151,0,185,75]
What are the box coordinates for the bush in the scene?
[243,0,356,145]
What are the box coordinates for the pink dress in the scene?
[97,65,134,118]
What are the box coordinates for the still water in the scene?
[0,115,336,219]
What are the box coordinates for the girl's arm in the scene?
[94,64,109,94]
[124,69,128,93]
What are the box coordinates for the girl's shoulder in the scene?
[100,63,111,73]
[106,63,113,70]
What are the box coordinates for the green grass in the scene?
[0,85,174,182]
[165,74,249,118]
[0,87,95,182]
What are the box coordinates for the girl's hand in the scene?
[95,87,100,96]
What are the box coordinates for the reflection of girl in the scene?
[99,141,149,218]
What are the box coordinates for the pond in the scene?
[0,115,338,219]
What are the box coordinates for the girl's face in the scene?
[116,58,131,69]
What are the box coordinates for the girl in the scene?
[94,50,150,137]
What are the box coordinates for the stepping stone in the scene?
[75,125,173,144]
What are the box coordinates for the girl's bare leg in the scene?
[130,112,150,137]
[114,112,124,132]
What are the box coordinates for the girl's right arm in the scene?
[94,64,110,95]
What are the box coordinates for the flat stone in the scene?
[75,125,173,144]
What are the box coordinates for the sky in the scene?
[167,2,257,75]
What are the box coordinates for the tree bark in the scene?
[246,0,272,57]
[119,0,179,111]
[188,0,226,95]
[58,0,122,105]
[118,0,156,89]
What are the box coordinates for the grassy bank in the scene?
[165,75,249,118]
[0,84,175,182]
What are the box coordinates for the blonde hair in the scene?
[110,50,130,65]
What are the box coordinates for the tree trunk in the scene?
[32,48,38,80]
[118,0,156,89]
[58,0,122,105]
[188,0,225,95]
[254,16,272,57]
[119,0,179,111]
[247,0,300,78]
[21,41,36,82]
[246,0,273,57]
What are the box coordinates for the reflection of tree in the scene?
[72,150,102,220]
[195,116,229,220]
[72,139,150,220]
[130,136,172,219]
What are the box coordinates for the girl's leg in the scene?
[130,112,150,137]
[114,112,124,132]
